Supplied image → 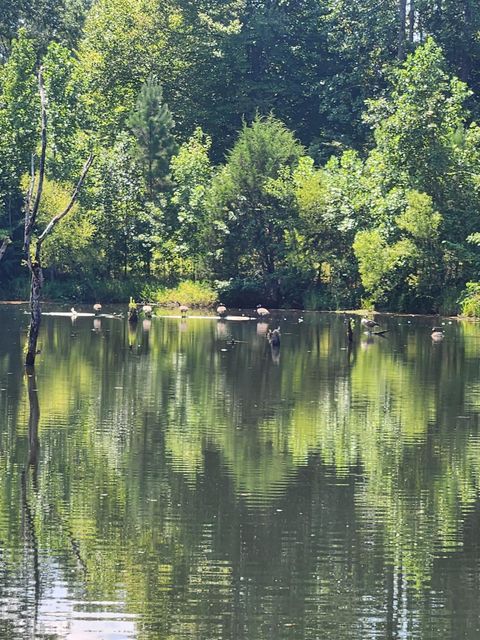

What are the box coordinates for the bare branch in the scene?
[25,154,36,220]
[37,154,94,250]
[24,68,47,246]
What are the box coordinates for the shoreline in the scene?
[0,300,477,320]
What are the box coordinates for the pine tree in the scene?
[128,74,177,199]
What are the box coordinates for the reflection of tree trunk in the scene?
[385,563,394,638]
[21,367,41,627]
[26,367,40,481]
[128,320,138,349]
[66,528,88,577]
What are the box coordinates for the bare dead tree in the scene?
[24,68,94,366]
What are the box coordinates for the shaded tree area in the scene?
[2,0,480,312]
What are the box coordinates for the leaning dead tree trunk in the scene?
[24,68,93,367]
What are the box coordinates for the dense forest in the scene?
[1,0,480,313]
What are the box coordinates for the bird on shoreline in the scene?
[179,304,188,318]
[70,307,78,317]
[142,304,152,318]
[93,303,102,314]
[217,303,227,317]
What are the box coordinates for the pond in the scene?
[1,303,480,639]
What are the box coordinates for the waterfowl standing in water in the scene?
[216,303,227,317]
[93,303,102,314]
[179,304,188,318]
[256,304,270,318]
[431,327,444,342]
[361,316,380,331]
[70,307,78,317]
[142,304,152,318]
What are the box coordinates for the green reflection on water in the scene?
[1,305,480,639]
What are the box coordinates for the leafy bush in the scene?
[214,278,267,308]
[0,276,30,301]
[147,280,217,308]
[459,282,480,317]
[302,285,360,311]
[43,277,149,303]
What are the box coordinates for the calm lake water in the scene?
[1,303,480,639]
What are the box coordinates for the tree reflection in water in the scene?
[0,306,479,639]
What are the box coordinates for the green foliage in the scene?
[149,280,217,307]
[294,151,368,308]
[396,191,442,240]
[348,40,480,311]
[88,133,160,278]
[354,229,415,306]
[38,178,94,273]
[459,282,480,317]
[365,38,471,196]
[3,3,480,312]
[75,0,166,138]
[0,29,38,222]
[128,74,177,197]
[315,0,398,149]
[170,127,212,276]
[43,41,79,178]
[353,190,447,310]
[208,114,304,301]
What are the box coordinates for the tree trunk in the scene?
[21,67,93,367]
[398,0,407,60]
[25,262,43,367]
[0,236,11,262]
[408,0,415,43]
[24,153,93,366]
